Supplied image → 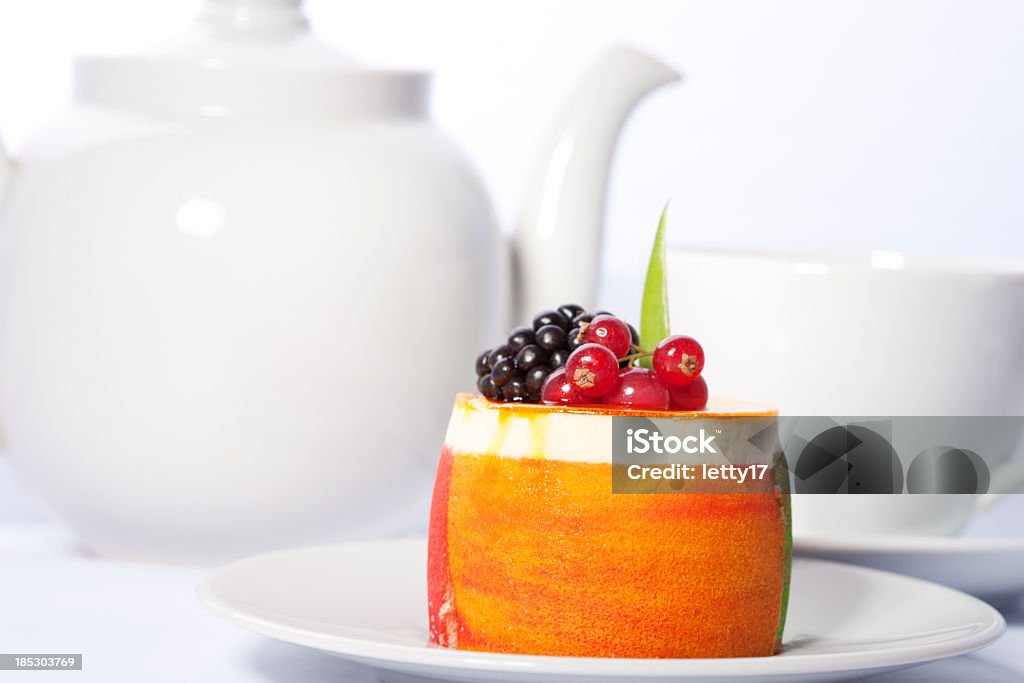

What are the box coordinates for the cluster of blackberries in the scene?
[475,304,638,403]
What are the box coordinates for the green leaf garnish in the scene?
[639,205,670,368]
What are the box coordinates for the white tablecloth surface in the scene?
[1,459,1022,683]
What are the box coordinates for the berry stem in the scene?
[619,350,653,364]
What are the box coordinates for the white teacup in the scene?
[667,248,1024,537]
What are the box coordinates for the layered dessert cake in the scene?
[427,304,791,658]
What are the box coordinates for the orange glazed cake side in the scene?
[427,394,791,658]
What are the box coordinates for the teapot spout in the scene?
[512,47,679,323]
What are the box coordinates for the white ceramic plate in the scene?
[795,534,1024,605]
[198,539,1004,683]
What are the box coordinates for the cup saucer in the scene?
[794,533,1024,605]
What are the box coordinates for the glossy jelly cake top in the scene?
[456,392,775,418]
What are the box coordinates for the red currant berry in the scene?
[668,375,708,411]
[581,314,632,359]
[564,343,619,397]
[603,368,670,410]
[652,335,705,385]
[540,367,584,405]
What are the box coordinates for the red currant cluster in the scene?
[542,319,707,410]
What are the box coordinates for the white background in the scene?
[1,5,1023,680]
[1,0,1023,311]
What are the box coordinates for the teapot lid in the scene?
[74,0,429,119]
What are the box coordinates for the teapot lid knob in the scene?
[199,0,310,40]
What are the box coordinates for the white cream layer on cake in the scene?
[443,394,778,464]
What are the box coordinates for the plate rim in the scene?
[197,539,1006,679]
[794,533,1024,555]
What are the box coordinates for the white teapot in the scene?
[0,0,677,562]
